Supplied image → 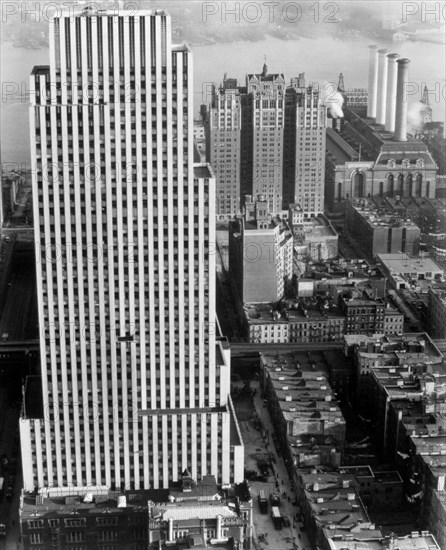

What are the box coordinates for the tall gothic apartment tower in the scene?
[283,79,327,215]
[241,65,285,216]
[204,67,327,220]
[20,5,243,492]
[204,77,242,220]
[205,64,285,219]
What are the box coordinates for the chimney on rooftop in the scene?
[367,45,379,119]
[394,58,410,142]
[385,53,400,132]
[376,48,390,125]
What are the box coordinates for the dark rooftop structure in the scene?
[193,163,214,180]
[22,375,44,419]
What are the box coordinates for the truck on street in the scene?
[258,490,268,513]
[271,506,282,529]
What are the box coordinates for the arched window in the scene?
[406,173,413,197]
[387,173,394,196]
[352,171,365,198]
[337,182,342,202]
[415,173,422,197]
[396,173,404,196]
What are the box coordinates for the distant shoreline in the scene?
[4,28,444,50]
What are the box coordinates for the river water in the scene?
[1,34,445,167]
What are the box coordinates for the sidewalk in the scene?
[233,380,312,550]
[0,389,22,550]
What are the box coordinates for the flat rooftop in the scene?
[21,477,250,520]
[411,435,446,456]
[326,532,440,549]
[305,259,384,280]
[348,199,420,229]
[299,472,369,527]
[292,215,338,240]
[345,333,443,361]
[243,216,292,236]
[371,470,403,484]
[151,502,238,522]
[378,254,443,276]
[385,196,446,212]
[346,332,429,347]
[21,489,166,518]
[244,301,344,325]
[261,351,345,425]
[344,107,437,155]
[53,5,169,18]
[338,465,374,478]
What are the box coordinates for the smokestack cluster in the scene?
[394,58,410,142]
[367,44,411,141]
[376,48,389,125]
[385,53,399,132]
[367,45,379,119]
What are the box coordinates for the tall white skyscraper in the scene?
[20,4,243,492]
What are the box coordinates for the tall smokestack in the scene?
[376,48,389,125]
[394,58,410,142]
[385,53,400,132]
[367,45,379,119]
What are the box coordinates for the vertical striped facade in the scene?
[21,6,240,492]
[283,85,327,215]
[206,83,242,220]
[204,69,326,219]
[245,72,285,216]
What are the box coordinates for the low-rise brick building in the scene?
[343,332,443,413]
[427,287,446,339]
[377,254,444,292]
[259,351,347,487]
[346,198,421,259]
[243,300,345,344]
[349,337,446,547]
[338,465,403,511]
[323,531,440,550]
[296,471,371,549]
[290,211,339,263]
[243,285,403,344]
[20,475,253,550]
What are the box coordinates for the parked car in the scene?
[282,515,291,527]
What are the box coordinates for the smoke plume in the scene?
[321,82,344,118]
[407,100,430,133]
